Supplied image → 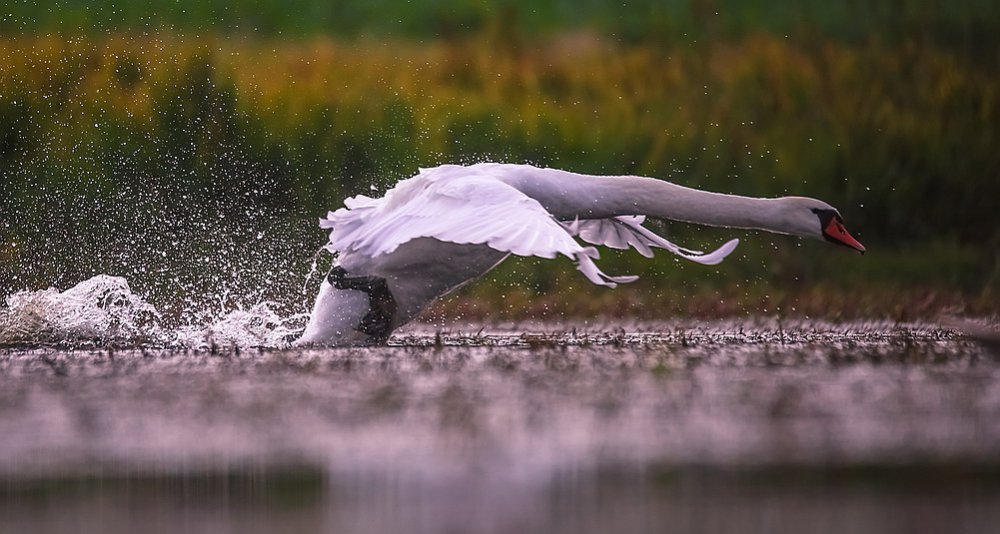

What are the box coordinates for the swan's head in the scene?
[778,197,866,253]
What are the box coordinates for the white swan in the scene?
[296,163,865,346]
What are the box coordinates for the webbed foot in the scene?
[328,266,397,343]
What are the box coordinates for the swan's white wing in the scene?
[568,216,739,266]
[321,167,636,287]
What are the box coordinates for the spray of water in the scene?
[0,275,307,348]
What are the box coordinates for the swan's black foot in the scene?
[327,266,397,343]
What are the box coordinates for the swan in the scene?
[295,163,865,346]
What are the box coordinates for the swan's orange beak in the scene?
[824,218,866,254]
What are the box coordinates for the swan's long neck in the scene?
[500,166,788,232]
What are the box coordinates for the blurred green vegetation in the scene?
[0,1,998,318]
[4,0,999,49]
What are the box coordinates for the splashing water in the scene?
[174,302,307,349]
[0,275,159,345]
[0,275,306,348]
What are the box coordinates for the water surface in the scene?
[2,321,999,533]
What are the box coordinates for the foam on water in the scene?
[0,275,306,348]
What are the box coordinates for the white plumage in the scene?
[297,163,863,346]
[320,164,734,288]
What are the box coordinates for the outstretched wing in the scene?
[321,166,636,287]
[567,216,739,266]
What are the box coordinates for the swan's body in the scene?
[296,163,864,346]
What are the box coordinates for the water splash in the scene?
[174,303,307,349]
[0,275,305,348]
[0,275,160,346]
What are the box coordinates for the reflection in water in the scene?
[2,468,325,534]
[1,322,999,533]
[4,464,1000,533]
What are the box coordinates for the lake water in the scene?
[2,320,999,533]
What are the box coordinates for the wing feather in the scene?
[320,166,632,286]
[569,216,739,266]
[319,164,739,288]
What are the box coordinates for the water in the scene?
[2,278,999,532]
[0,275,306,349]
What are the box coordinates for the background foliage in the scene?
[1,1,997,319]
